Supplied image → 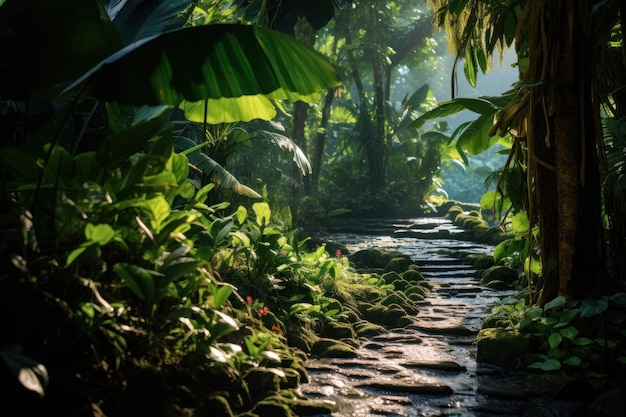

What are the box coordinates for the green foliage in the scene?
[486,294,626,389]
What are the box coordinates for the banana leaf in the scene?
[63,23,342,107]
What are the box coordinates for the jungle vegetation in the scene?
[1,0,625,415]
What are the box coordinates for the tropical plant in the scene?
[0,0,344,413]
[424,0,626,304]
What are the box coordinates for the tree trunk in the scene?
[527,0,604,304]
[291,21,316,195]
[311,88,335,195]
[367,2,387,192]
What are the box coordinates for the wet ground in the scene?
[299,218,586,417]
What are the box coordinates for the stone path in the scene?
[299,223,586,417]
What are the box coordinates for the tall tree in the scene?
[427,0,622,303]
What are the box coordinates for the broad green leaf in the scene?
[162,257,199,284]
[511,211,530,234]
[456,113,501,155]
[169,152,190,185]
[231,231,251,247]
[85,223,116,245]
[544,296,567,311]
[253,202,271,227]
[236,206,248,224]
[64,24,341,106]
[463,48,477,88]
[114,263,158,302]
[573,337,594,346]
[409,101,470,129]
[211,285,232,309]
[563,356,581,367]
[493,239,522,262]
[548,333,563,349]
[181,96,277,124]
[143,196,171,232]
[210,218,234,245]
[524,255,542,276]
[579,298,608,318]
[194,183,216,203]
[529,358,561,371]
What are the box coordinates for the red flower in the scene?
[246,296,253,306]
[271,324,282,333]
[257,306,269,318]
[335,249,342,258]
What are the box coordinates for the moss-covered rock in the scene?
[480,265,519,285]
[379,292,418,314]
[476,328,530,369]
[323,320,357,339]
[391,278,410,290]
[349,248,412,269]
[311,338,358,358]
[405,284,430,298]
[366,303,408,327]
[394,315,417,328]
[354,320,388,337]
[445,205,464,220]
[252,399,295,417]
[473,255,496,270]
[402,269,425,282]
[384,256,415,273]
[407,292,426,302]
[485,280,512,290]
[381,271,402,284]
[244,368,282,402]
[292,397,337,416]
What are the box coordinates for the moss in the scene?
[384,256,415,273]
[323,320,356,339]
[278,368,301,390]
[244,368,281,402]
[476,328,530,369]
[460,216,489,229]
[473,255,496,270]
[354,320,388,337]
[311,338,358,358]
[380,292,418,314]
[485,280,512,290]
[395,315,417,328]
[252,399,295,417]
[446,205,464,220]
[480,265,519,285]
[405,284,430,298]
[381,271,402,284]
[402,269,425,282]
[407,292,425,302]
[391,278,410,290]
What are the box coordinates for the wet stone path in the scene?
[299,219,586,417]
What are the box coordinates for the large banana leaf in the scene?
[64,23,342,107]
